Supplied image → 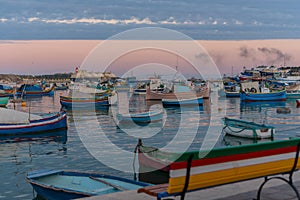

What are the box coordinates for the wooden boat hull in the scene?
[222,117,274,139]
[240,90,286,102]
[137,138,300,183]
[162,97,203,107]
[0,97,9,107]
[26,169,150,200]
[138,145,172,173]
[16,84,55,96]
[118,109,163,123]
[146,86,209,100]
[60,96,109,109]
[0,111,67,135]
[0,92,13,97]
[223,126,273,139]
[225,91,240,97]
[16,90,54,96]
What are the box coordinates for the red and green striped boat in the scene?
[138,138,300,194]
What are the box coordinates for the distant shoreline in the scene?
[0,73,71,84]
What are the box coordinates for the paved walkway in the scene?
[81,172,300,200]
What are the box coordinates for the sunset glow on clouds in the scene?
[0,0,300,75]
[1,40,300,76]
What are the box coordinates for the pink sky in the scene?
[0,40,299,76]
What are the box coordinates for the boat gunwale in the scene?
[26,169,149,197]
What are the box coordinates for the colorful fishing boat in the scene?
[137,138,300,177]
[118,109,163,124]
[26,169,150,200]
[133,79,165,95]
[137,143,175,174]
[162,96,203,107]
[0,108,67,135]
[0,97,9,107]
[240,81,286,102]
[222,117,275,139]
[60,95,110,109]
[0,84,14,94]
[69,83,113,96]
[223,82,240,97]
[0,89,13,97]
[240,90,286,102]
[16,84,54,96]
[146,84,209,100]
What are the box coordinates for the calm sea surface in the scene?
[1,90,300,199]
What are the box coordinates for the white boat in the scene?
[118,109,163,124]
[222,117,275,139]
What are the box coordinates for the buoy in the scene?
[21,101,27,107]
[276,107,291,114]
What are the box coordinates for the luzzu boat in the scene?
[26,169,150,200]
[222,117,275,139]
[240,81,286,102]
[0,107,67,135]
[137,138,300,176]
[240,90,286,102]
[60,95,110,109]
[146,84,209,100]
[16,84,54,96]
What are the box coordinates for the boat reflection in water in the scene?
[0,129,67,144]
[240,101,286,112]
[221,134,273,147]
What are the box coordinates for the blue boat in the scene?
[162,96,203,107]
[16,84,54,96]
[118,109,163,124]
[225,91,240,97]
[0,85,14,97]
[0,108,67,135]
[26,169,150,200]
[240,90,286,102]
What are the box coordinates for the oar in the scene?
[89,176,126,191]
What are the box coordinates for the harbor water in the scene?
[1,90,300,199]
